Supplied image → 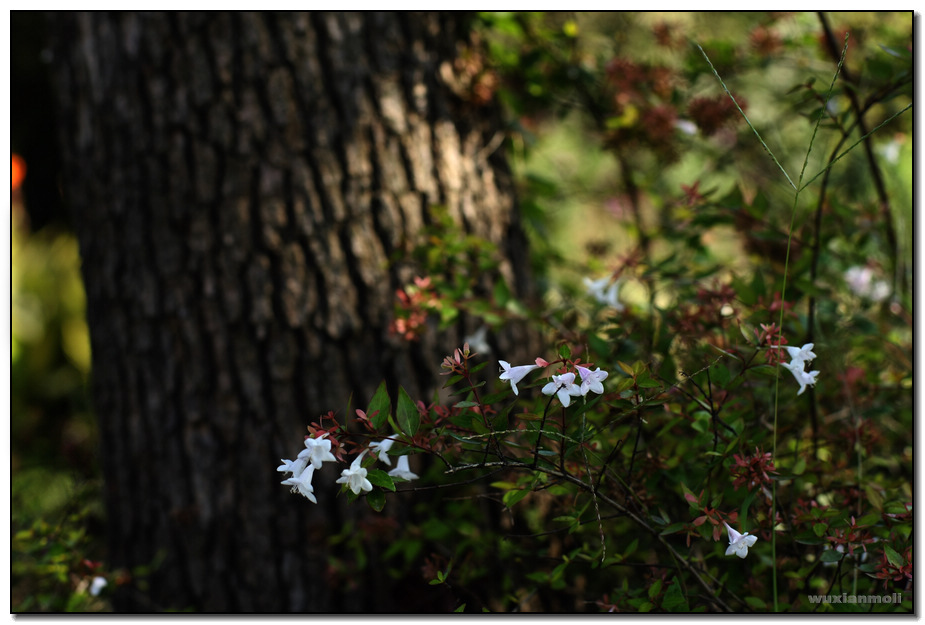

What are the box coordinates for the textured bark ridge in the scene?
[51,12,537,611]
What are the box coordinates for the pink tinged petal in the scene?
[499,360,539,395]
[723,522,743,544]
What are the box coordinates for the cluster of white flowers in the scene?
[779,343,821,396]
[498,360,609,408]
[278,432,418,502]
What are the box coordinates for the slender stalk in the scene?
[696,43,796,191]
[701,30,849,613]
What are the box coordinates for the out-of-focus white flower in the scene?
[369,437,396,466]
[541,372,583,407]
[89,576,108,596]
[281,464,318,502]
[336,451,373,495]
[782,361,820,395]
[388,455,419,481]
[723,521,758,559]
[499,360,539,395]
[576,366,609,396]
[844,266,890,302]
[297,433,338,470]
[675,119,698,135]
[878,137,903,164]
[584,276,624,311]
[464,326,491,355]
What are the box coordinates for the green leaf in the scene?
[367,381,391,429]
[454,603,466,613]
[883,544,904,569]
[813,522,827,538]
[745,596,767,610]
[443,373,464,388]
[661,579,689,612]
[503,489,530,508]
[711,363,731,388]
[367,469,396,492]
[659,522,688,536]
[647,579,663,599]
[454,400,479,408]
[749,364,780,378]
[558,343,571,359]
[617,361,634,376]
[819,548,843,563]
[623,538,638,559]
[366,488,386,512]
[863,484,884,511]
[396,386,420,437]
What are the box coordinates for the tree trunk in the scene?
[49,11,536,611]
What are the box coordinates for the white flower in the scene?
[336,451,373,495]
[583,276,610,299]
[297,433,338,470]
[782,362,820,395]
[277,456,309,478]
[464,326,491,355]
[281,464,318,503]
[499,360,539,395]
[584,276,624,311]
[784,343,817,367]
[844,266,890,302]
[89,576,108,597]
[541,372,583,407]
[369,437,396,466]
[675,119,698,135]
[723,521,758,559]
[576,366,609,396]
[388,455,419,481]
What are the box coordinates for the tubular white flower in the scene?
[782,362,820,395]
[723,521,758,559]
[576,366,609,396]
[388,455,419,481]
[89,576,108,597]
[277,456,309,478]
[369,437,396,466]
[584,276,624,311]
[541,372,583,407]
[784,343,816,367]
[336,451,373,495]
[281,464,318,503]
[464,325,491,355]
[297,433,338,470]
[498,360,539,395]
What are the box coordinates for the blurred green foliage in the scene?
[12,199,108,611]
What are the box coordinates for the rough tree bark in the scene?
[49,11,537,611]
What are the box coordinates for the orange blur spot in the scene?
[12,153,26,191]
